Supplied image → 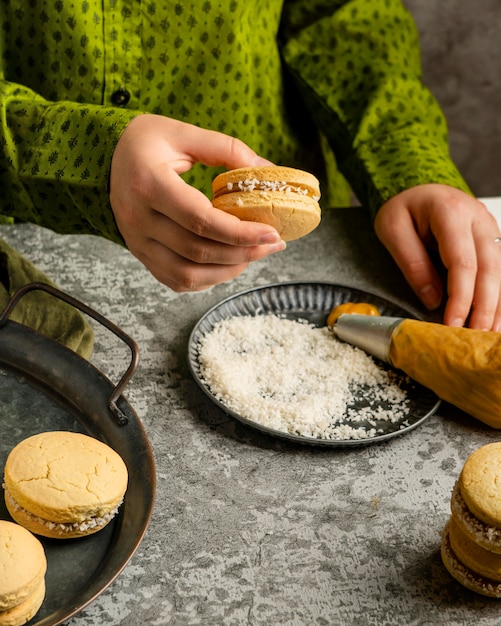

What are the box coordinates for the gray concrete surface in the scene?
[2,208,501,625]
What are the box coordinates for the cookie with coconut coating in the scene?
[0,520,46,625]
[3,431,128,539]
[441,519,501,599]
[444,443,501,556]
[212,166,321,241]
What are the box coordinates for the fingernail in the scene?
[419,284,441,310]
[267,240,287,253]
[259,231,281,244]
[449,318,464,328]
[253,156,274,166]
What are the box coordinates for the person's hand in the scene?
[374,184,501,331]
[109,114,285,292]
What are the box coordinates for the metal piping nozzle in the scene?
[333,314,405,363]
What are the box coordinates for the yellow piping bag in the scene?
[334,314,501,429]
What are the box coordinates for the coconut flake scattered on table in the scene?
[196,314,412,440]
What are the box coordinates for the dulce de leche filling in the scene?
[213,178,320,202]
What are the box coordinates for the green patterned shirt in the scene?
[0,0,470,244]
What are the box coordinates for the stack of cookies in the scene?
[0,520,47,626]
[441,442,501,597]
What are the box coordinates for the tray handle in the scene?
[0,281,139,426]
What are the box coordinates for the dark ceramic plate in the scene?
[188,282,440,446]
[0,310,155,625]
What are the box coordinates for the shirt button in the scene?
[111,88,131,106]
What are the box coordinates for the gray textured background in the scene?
[403,0,500,198]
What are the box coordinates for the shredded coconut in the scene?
[3,486,122,535]
[451,481,501,550]
[225,179,320,201]
[196,314,412,440]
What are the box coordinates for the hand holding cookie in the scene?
[110,114,287,292]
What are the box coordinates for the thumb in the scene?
[178,122,273,170]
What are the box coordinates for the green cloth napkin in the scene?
[0,238,94,359]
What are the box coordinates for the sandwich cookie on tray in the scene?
[3,431,128,539]
[0,520,46,626]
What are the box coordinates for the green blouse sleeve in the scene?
[0,79,140,243]
[279,0,472,217]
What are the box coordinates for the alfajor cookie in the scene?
[212,165,321,241]
[0,520,46,625]
[3,431,128,539]
[451,442,501,553]
[441,442,501,597]
[441,519,501,598]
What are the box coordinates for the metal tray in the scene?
[188,281,440,446]
[0,283,156,625]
